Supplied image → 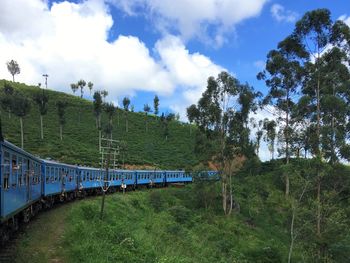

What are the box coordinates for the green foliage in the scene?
[0,80,204,168]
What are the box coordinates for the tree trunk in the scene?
[222,180,227,215]
[228,173,233,215]
[8,110,11,119]
[98,114,101,151]
[317,177,321,236]
[40,115,44,140]
[285,89,290,196]
[60,125,63,141]
[126,116,128,133]
[12,75,14,82]
[20,117,24,149]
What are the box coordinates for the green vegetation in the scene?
[14,160,349,263]
[0,80,201,169]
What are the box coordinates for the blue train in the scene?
[0,140,217,243]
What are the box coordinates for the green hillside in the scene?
[13,161,350,262]
[0,80,202,169]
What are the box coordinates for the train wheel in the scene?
[23,208,31,223]
[0,226,10,245]
[10,217,19,232]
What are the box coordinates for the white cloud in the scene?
[109,0,268,46]
[271,4,298,23]
[339,15,350,27]
[0,0,224,120]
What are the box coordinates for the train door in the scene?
[26,159,31,201]
[0,149,2,217]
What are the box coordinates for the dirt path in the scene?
[13,202,74,263]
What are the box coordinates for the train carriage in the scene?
[165,170,191,184]
[77,166,103,192]
[41,159,78,197]
[0,140,42,223]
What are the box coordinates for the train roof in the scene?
[41,159,77,168]
[1,140,41,161]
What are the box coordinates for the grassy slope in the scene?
[13,161,350,262]
[14,179,292,263]
[0,80,201,169]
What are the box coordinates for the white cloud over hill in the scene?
[109,0,268,46]
[0,0,229,114]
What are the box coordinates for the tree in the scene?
[262,9,350,258]
[77,79,86,99]
[263,118,277,159]
[258,35,305,196]
[153,95,159,116]
[252,119,263,156]
[101,90,108,102]
[291,10,350,252]
[103,103,116,139]
[12,94,31,149]
[33,88,49,140]
[122,97,130,132]
[187,104,199,135]
[1,82,14,119]
[143,103,151,132]
[7,60,20,82]
[70,83,78,95]
[93,91,103,150]
[88,81,94,96]
[187,71,258,215]
[56,101,68,140]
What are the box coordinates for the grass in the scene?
[0,80,205,169]
[14,179,297,263]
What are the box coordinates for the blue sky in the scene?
[0,0,349,118]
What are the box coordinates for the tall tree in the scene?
[187,104,199,135]
[187,71,258,215]
[103,103,116,139]
[93,91,103,150]
[7,60,20,82]
[101,90,108,102]
[252,119,264,156]
[1,82,14,119]
[291,10,350,250]
[33,88,49,140]
[70,83,78,95]
[122,97,130,132]
[263,118,277,159]
[143,103,151,132]
[12,94,31,149]
[77,79,86,99]
[56,101,68,141]
[258,35,306,196]
[265,9,350,259]
[88,81,94,96]
[153,95,159,116]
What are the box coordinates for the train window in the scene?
[3,151,10,190]
[54,167,60,182]
[36,163,40,183]
[11,154,18,187]
[50,167,54,182]
[22,159,28,186]
[46,167,50,183]
[18,157,23,186]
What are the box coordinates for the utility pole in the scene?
[42,74,49,89]
[99,137,126,220]
[0,115,4,142]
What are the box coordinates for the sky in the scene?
[0,0,349,160]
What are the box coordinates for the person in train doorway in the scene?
[121,178,126,194]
